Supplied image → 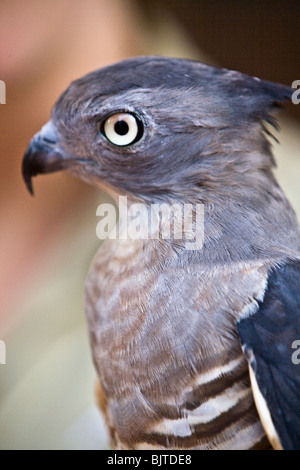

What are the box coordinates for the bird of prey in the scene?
[22,56,300,450]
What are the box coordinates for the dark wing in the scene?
[237,261,300,450]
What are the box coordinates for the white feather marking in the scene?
[217,421,266,450]
[151,386,251,436]
[249,366,283,450]
[194,356,244,386]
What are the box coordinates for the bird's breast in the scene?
[85,238,271,449]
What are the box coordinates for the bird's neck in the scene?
[101,144,300,266]
[193,168,300,265]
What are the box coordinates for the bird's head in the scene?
[22,56,292,203]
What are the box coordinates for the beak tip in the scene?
[22,155,34,196]
[25,178,34,196]
[23,175,34,196]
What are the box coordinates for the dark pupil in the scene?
[114,120,129,136]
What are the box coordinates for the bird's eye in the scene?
[100,112,144,147]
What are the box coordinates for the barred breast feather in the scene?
[86,236,272,450]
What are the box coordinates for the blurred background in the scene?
[0,0,299,450]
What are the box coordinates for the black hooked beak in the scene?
[22,121,66,195]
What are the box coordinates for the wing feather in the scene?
[237,261,300,450]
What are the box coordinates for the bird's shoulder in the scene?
[237,259,300,450]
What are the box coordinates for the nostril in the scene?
[39,121,58,145]
[43,136,57,145]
